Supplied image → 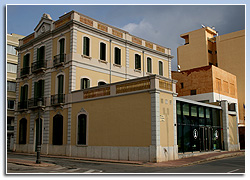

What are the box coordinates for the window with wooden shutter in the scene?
[135,54,141,70]
[159,61,163,76]
[147,57,152,73]
[81,78,90,89]
[83,37,90,56]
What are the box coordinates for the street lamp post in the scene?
[36,98,42,164]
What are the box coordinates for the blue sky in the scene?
[1,0,250,177]
[6,4,245,71]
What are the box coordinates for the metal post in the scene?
[36,98,42,164]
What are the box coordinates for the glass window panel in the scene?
[7,45,17,55]
[7,63,17,73]
[199,107,204,118]
[191,105,197,117]
[183,104,189,116]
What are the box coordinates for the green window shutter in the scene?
[58,75,64,94]
[41,80,44,97]
[37,48,40,62]
[147,58,152,73]
[135,54,141,70]
[40,46,45,62]
[24,85,28,101]
[87,79,90,88]
[20,86,24,102]
[81,78,84,90]
[60,39,65,55]
[83,37,89,56]
[159,61,163,76]
[34,82,38,99]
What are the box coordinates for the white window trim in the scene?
[76,111,89,146]
[113,46,122,65]
[80,76,92,89]
[134,53,142,70]
[82,35,92,57]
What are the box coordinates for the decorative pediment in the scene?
[34,13,53,38]
[80,108,87,114]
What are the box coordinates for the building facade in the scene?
[13,11,240,162]
[7,33,25,150]
[177,27,245,127]
[14,11,175,162]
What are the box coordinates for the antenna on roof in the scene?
[201,24,206,28]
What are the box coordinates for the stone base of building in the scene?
[13,144,178,162]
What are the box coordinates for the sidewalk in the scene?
[7,150,244,168]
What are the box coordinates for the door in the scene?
[200,127,212,151]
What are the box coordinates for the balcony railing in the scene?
[7,125,14,131]
[20,67,30,77]
[53,54,66,67]
[18,101,28,110]
[31,60,46,73]
[28,97,46,109]
[51,94,65,105]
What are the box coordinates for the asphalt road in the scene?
[7,153,245,174]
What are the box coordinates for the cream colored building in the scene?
[7,33,25,150]
[13,11,240,162]
[177,27,245,127]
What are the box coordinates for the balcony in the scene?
[53,54,66,67]
[28,97,46,109]
[51,94,65,106]
[20,67,30,77]
[18,101,28,111]
[31,60,46,73]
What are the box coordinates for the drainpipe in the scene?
[142,51,145,76]
[109,39,112,83]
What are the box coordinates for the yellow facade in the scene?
[71,92,152,147]
[159,92,174,147]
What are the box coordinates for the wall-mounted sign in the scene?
[193,129,198,139]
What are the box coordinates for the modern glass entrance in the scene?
[177,100,222,153]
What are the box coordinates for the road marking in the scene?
[227,169,239,173]
[83,169,96,173]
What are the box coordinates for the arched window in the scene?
[98,81,106,86]
[19,118,27,144]
[83,37,90,56]
[59,38,65,62]
[53,114,63,145]
[77,114,87,145]
[147,57,152,73]
[81,78,90,90]
[159,61,163,76]
[57,75,64,103]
